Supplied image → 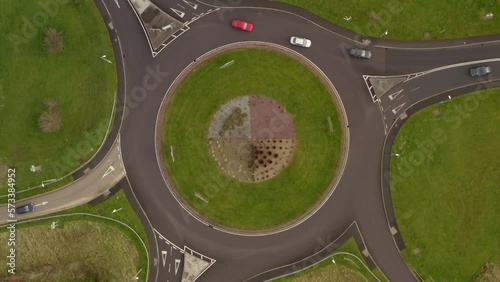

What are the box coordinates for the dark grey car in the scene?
[16,203,35,214]
[349,48,372,59]
[469,66,491,77]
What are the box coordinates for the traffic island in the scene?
[158,45,348,233]
[128,0,183,52]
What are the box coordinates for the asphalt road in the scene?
[101,0,500,281]
[12,0,499,281]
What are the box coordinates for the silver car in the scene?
[469,66,491,77]
[349,48,372,59]
[290,36,311,48]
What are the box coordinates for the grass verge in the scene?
[390,88,500,281]
[162,48,342,230]
[0,189,148,281]
[276,0,500,40]
[0,0,117,199]
[273,238,386,281]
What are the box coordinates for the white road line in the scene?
[113,0,120,8]
[410,87,420,92]
[177,3,185,9]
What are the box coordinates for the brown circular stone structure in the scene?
[208,95,296,182]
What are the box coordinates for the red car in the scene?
[231,20,253,32]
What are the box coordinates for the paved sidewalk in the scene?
[0,136,125,225]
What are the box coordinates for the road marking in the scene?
[162,251,167,267]
[392,102,406,115]
[154,229,184,251]
[113,0,120,8]
[171,8,185,18]
[183,0,198,9]
[388,89,403,101]
[410,87,420,92]
[35,201,48,207]
[168,263,171,272]
[102,166,115,178]
[177,4,185,9]
[175,259,181,275]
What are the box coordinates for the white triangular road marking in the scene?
[183,0,198,9]
[392,102,406,115]
[175,259,181,275]
[162,251,167,267]
[102,166,115,178]
[388,89,403,101]
[170,8,185,18]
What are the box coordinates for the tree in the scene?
[38,98,62,133]
[44,28,64,54]
[38,110,62,133]
[44,98,58,111]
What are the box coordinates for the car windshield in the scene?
[242,23,247,29]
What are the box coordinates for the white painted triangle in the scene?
[175,259,181,275]
[162,251,167,267]
[170,8,185,18]
[183,0,198,9]
[388,89,403,101]
[392,102,406,115]
[102,166,115,178]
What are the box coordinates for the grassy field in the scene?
[162,48,343,230]
[0,1,116,198]
[277,0,500,40]
[0,190,148,281]
[0,221,139,281]
[391,89,500,281]
[273,238,386,281]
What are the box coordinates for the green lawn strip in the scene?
[391,89,500,281]
[0,0,116,198]
[1,189,149,281]
[276,0,499,40]
[273,238,386,281]
[163,48,342,229]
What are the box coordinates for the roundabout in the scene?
[158,47,346,231]
[5,0,500,281]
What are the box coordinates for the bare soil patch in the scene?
[250,95,295,139]
[208,95,296,182]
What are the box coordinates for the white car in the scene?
[290,36,311,48]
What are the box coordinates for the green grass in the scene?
[0,0,116,198]
[277,0,500,40]
[163,48,343,230]
[273,238,386,282]
[391,89,500,281]
[0,190,148,281]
